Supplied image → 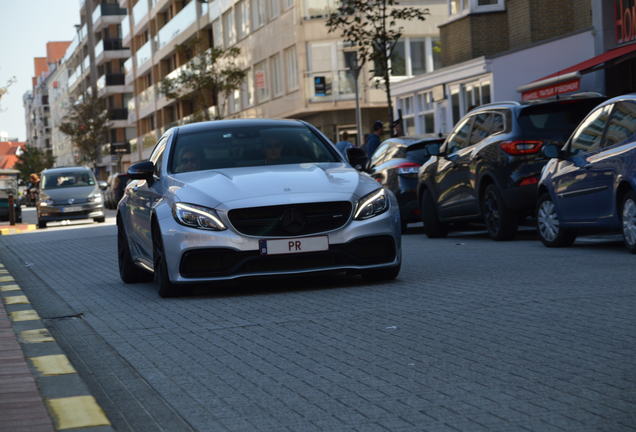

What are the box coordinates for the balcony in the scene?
[124,57,134,85]
[122,15,131,47]
[155,0,196,53]
[137,85,156,119]
[97,73,131,96]
[303,0,338,19]
[94,38,130,65]
[108,108,129,120]
[132,0,149,32]
[93,3,126,32]
[135,39,152,73]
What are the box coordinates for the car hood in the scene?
[166,163,379,209]
[40,186,97,201]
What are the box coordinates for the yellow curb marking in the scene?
[0,275,15,282]
[31,355,77,376]
[20,328,54,343]
[0,284,20,292]
[4,295,29,305]
[10,309,40,322]
[47,396,111,430]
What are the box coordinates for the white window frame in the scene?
[448,0,505,18]
[269,0,280,20]
[251,0,266,29]
[380,37,441,79]
[212,19,223,48]
[223,9,236,46]
[236,0,250,40]
[284,45,299,92]
[270,53,284,97]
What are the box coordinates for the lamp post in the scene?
[345,51,363,147]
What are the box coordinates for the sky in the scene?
[0,1,81,141]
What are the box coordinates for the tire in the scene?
[400,220,408,234]
[420,189,447,238]
[362,264,401,282]
[620,190,636,254]
[481,184,517,241]
[37,219,46,229]
[536,193,576,248]
[152,223,181,297]
[117,220,153,283]
[94,216,106,223]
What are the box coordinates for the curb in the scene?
[0,225,37,236]
[0,263,114,432]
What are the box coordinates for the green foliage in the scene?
[14,145,55,182]
[327,0,429,133]
[59,93,110,167]
[160,43,247,121]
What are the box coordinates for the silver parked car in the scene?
[117,119,402,297]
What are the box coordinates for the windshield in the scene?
[41,170,96,189]
[0,175,17,191]
[170,125,341,173]
[518,99,605,141]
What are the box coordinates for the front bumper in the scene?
[157,200,402,283]
[38,203,104,222]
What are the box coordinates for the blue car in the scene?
[537,94,636,253]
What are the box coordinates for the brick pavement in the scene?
[0,225,635,431]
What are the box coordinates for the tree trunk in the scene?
[382,56,395,137]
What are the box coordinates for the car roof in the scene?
[384,136,445,146]
[41,166,91,174]
[470,93,607,114]
[174,118,307,134]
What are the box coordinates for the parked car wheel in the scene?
[481,184,517,241]
[94,216,106,223]
[536,193,576,247]
[152,223,181,297]
[117,219,152,283]
[362,263,400,282]
[37,219,46,229]
[420,189,447,238]
[621,190,636,254]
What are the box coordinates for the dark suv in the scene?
[417,95,606,240]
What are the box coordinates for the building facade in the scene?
[119,0,447,165]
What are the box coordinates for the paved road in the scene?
[0,219,635,432]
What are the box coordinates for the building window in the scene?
[236,0,250,39]
[223,9,236,46]
[241,69,254,109]
[251,0,266,29]
[284,45,298,91]
[375,37,441,78]
[270,53,283,97]
[449,0,505,16]
[307,41,356,100]
[269,0,280,20]
[254,60,269,103]
[212,19,223,48]
[283,0,293,10]
[449,78,492,125]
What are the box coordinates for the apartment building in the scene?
[119,0,446,165]
[23,42,71,155]
[393,0,597,135]
[47,61,75,166]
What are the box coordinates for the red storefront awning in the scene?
[518,42,636,101]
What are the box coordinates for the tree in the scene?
[327,0,429,135]
[0,76,16,110]
[59,93,110,168]
[14,145,55,182]
[159,40,247,121]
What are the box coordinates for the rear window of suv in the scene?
[518,98,605,141]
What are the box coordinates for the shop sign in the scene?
[521,79,580,102]
[616,0,636,44]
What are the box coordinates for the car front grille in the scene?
[180,235,397,278]
[228,201,352,237]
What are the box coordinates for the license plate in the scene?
[62,206,83,213]
[259,236,329,255]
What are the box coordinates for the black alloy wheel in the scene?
[152,222,182,297]
[420,189,448,238]
[117,219,153,283]
[481,184,517,241]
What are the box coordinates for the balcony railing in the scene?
[303,0,338,19]
[97,74,126,92]
[124,57,133,76]
[122,15,130,41]
[138,85,155,112]
[108,109,129,120]
[155,0,196,51]
[135,39,152,69]
[132,0,149,29]
[92,3,127,25]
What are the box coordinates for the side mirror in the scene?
[98,180,108,191]
[346,147,369,171]
[542,143,563,159]
[426,143,441,156]
[128,160,155,181]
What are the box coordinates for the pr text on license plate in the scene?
[259,236,329,255]
[62,206,83,213]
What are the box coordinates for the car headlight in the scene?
[88,193,103,203]
[39,198,54,207]
[173,203,227,231]
[354,188,389,220]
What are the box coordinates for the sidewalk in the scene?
[0,263,113,432]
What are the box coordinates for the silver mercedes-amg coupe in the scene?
[117,119,402,297]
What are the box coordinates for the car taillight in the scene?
[397,162,421,175]
[500,140,543,155]
[519,176,539,186]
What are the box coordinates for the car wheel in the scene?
[362,264,400,282]
[621,190,636,254]
[481,184,517,241]
[420,189,447,238]
[536,193,576,247]
[117,220,152,283]
[152,223,181,297]
[400,220,408,234]
[94,216,106,223]
[37,219,46,229]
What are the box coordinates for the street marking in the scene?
[20,328,55,343]
[10,309,40,322]
[4,295,29,305]
[0,225,36,236]
[0,284,20,292]
[47,396,111,429]
[0,275,15,282]
[31,355,77,376]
